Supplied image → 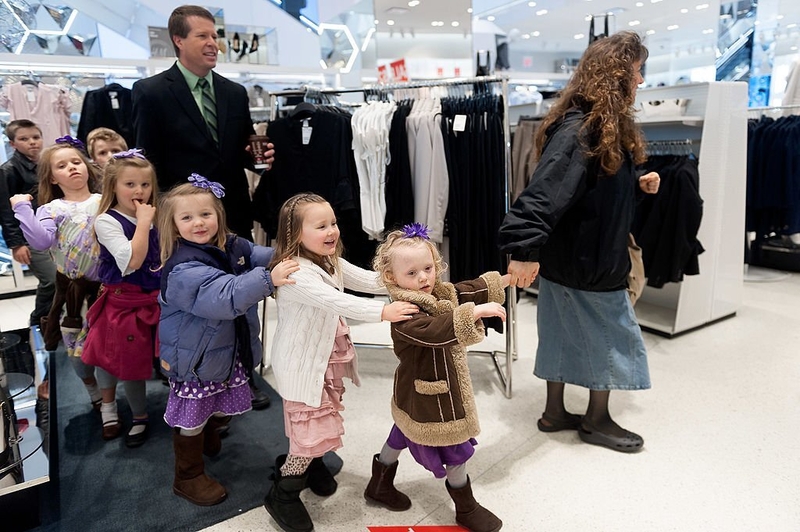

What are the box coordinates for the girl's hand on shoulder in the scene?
[382,301,419,322]
[9,194,32,208]
[473,302,506,322]
[133,200,156,225]
[639,171,660,194]
[271,258,300,287]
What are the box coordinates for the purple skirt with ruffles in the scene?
[386,424,477,478]
[163,358,253,430]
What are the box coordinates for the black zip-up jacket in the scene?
[498,110,639,292]
[0,150,39,249]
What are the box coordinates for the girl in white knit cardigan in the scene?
[264,193,417,532]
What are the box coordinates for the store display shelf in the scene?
[633,300,678,336]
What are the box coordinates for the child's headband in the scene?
[54,135,86,152]
[188,173,225,199]
[401,222,430,240]
[111,148,146,161]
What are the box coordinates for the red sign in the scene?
[368,527,468,532]
[523,56,533,68]
[454,67,461,77]
[390,58,409,82]
[378,64,388,83]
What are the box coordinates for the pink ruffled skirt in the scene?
[283,319,356,457]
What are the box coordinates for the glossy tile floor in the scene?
[2,267,798,532]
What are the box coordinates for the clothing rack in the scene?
[646,138,695,156]
[746,103,800,117]
[260,76,518,398]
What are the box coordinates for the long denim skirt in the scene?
[534,277,651,390]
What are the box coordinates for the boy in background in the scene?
[87,127,128,168]
[0,119,56,327]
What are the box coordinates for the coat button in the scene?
[127,335,135,341]
[115,289,122,294]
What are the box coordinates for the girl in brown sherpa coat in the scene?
[366,223,510,532]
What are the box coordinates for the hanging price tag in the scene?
[453,114,467,132]
[301,118,312,145]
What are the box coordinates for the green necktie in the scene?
[196,78,218,145]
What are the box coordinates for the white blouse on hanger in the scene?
[0,82,71,146]
[351,101,396,240]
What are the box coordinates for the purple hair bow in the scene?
[401,222,430,240]
[111,148,146,160]
[188,173,226,199]
[54,135,86,152]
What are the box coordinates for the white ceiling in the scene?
[372,0,800,55]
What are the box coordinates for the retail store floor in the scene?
[3,268,798,532]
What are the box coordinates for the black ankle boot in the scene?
[306,456,337,496]
[264,458,313,532]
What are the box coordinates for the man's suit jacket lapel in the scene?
[164,64,216,148]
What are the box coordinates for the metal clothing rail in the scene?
[746,103,800,111]
[363,74,506,91]
[747,104,800,117]
[259,76,518,398]
[646,138,693,144]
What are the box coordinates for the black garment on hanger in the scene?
[745,115,800,270]
[632,155,704,288]
[252,107,375,268]
[588,15,610,45]
[439,91,507,335]
[77,83,135,147]
[383,102,414,232]
[475,51,491,77]
[441,93,505,283]
[746,115,800,237]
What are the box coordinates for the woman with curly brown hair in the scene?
[497,31,661,453]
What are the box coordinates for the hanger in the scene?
[290,101,316,119]
[20,79,37,86]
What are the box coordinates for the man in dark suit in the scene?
[132,5,273,409]
[132,4,273,239]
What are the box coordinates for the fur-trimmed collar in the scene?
[387,281,458,316]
